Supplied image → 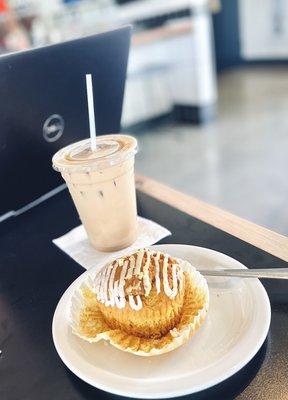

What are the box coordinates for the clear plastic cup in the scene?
[52,134,138,252]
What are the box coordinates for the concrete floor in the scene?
[135,67,288,235]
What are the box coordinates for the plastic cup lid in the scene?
[52,134,137,173]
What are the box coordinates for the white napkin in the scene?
[53,216,171,270]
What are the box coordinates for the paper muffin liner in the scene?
[70,260,209,356]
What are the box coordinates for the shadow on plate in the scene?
[65,338,268,400]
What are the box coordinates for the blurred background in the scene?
[1,0,288,235]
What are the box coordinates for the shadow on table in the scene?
[66,339,268,400]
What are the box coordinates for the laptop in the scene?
[0,26,131,218]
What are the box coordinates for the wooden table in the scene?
[0,175,287,400]
[136,174,288,263]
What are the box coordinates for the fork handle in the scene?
[199,268,288,280]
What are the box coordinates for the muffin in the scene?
[70,248,209,356]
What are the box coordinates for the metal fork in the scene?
[198,268,288,280]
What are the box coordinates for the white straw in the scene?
[85,74,97,151]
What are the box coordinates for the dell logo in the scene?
[43,114,65,142]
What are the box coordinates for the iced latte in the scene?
[52,135,138,251]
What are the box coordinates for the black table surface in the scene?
[0,188,287,400]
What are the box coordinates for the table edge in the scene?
[135,174,288,263]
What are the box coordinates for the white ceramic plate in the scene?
[52,244,271,398]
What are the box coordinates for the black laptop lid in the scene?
[0,26,131,216]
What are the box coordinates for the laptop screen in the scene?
[0,26,131,217]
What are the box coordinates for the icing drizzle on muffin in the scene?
[94,249,184,311]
